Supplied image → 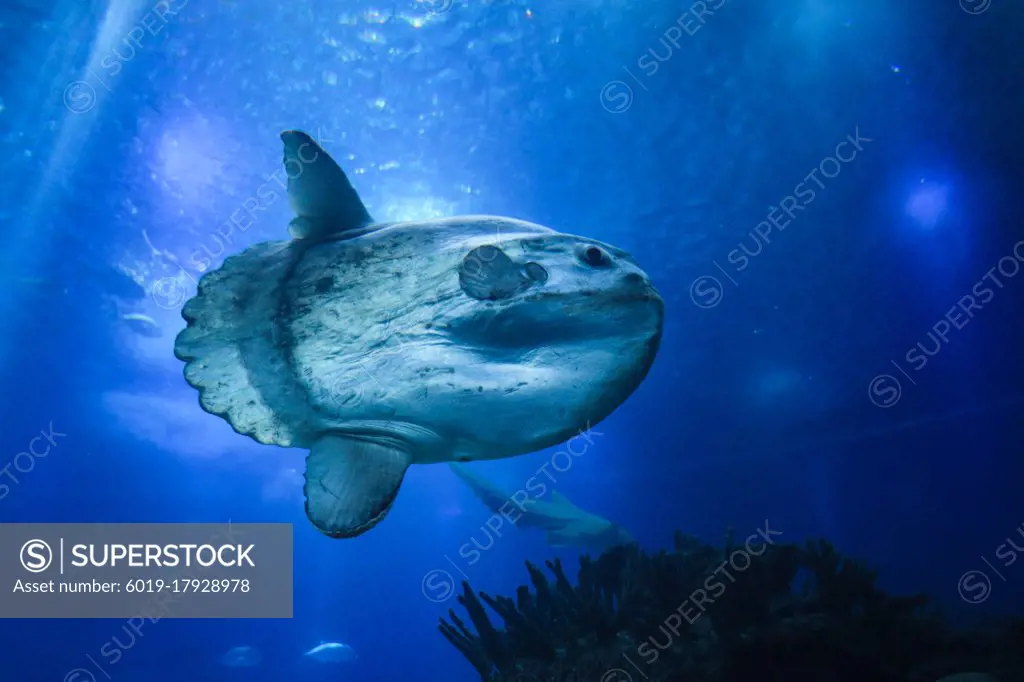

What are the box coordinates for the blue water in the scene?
[1,0,1022,680]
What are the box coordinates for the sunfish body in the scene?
[174,130,663,539]
[449,462,635,552]
[304,641,357,663]
[218,646,261,667]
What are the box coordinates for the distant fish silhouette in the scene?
[449,462,635,553]
[218,645,261,667]
[303,641,357,663]
[121,313,162,338]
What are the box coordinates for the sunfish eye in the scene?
[578,245,611,268]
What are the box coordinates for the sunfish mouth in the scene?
[452,289,663,350]
[607,284,663,306]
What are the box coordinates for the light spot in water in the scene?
[155,117,232,204]
[751,367,804,403]
[359,30,385,44]
[380,195,455,223]
[905,180,948,229]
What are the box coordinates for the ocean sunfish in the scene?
[174,129,664,539]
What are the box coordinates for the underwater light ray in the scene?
[0,0,149,366]
[27,0,149,223]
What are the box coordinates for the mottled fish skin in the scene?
[280,216,662,463]
[177,240,316,448]
[180,214,661,459]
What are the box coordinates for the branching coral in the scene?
[439,531,1023,682]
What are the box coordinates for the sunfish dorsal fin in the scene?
[280,130,373,239]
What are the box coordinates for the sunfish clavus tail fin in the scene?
[173,241,314,448]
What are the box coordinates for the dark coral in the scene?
[439,531,1024,682]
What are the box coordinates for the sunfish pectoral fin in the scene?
[287,216,316,240]
[303,434,411,538]
[280,130,373,239]
[459,245,544,301]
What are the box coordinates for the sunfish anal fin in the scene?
[280,130,373,240]
[303,434,411,538]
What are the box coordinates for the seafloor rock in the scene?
[439,531,1024,682]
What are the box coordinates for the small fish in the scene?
[303,641,357,663]
[219,645,261,667]
[122,313,162,338]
